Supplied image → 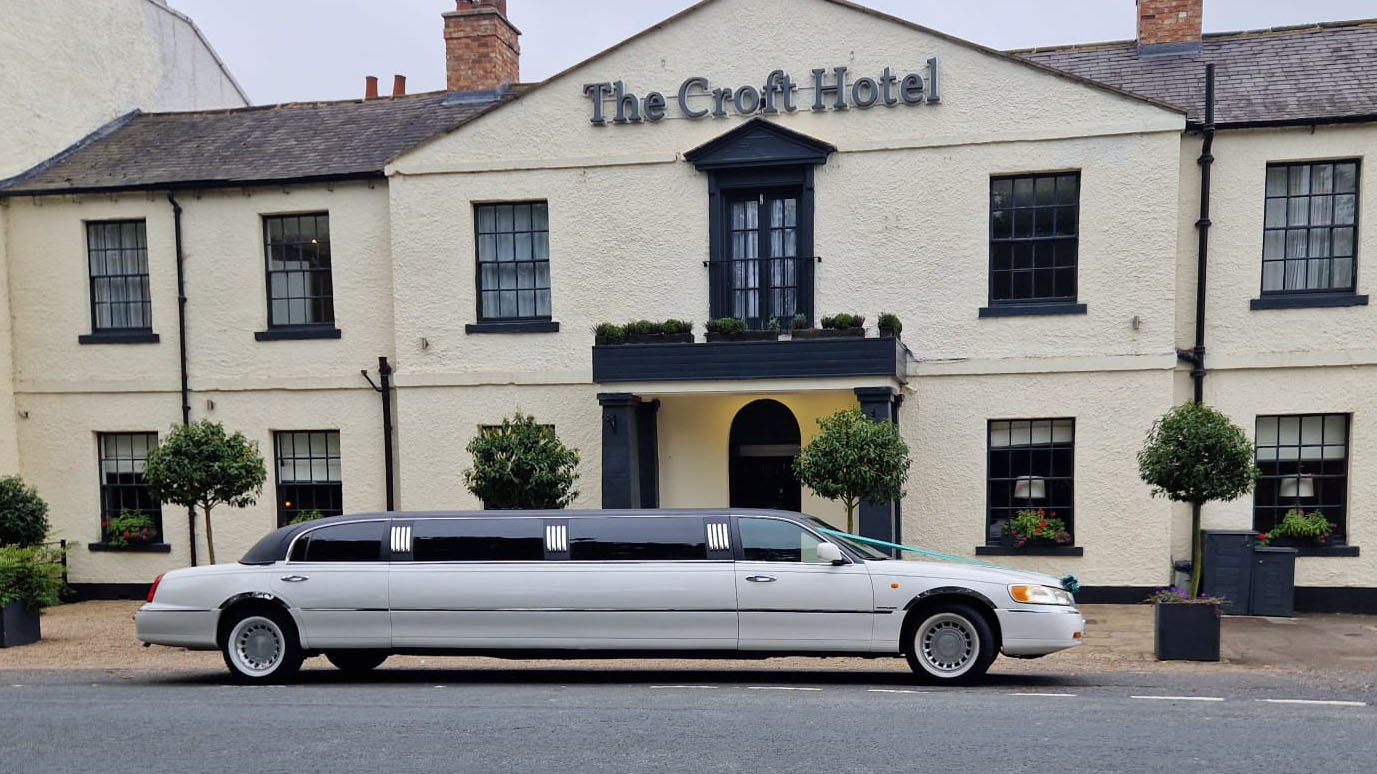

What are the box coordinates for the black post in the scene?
[598,393,641,508]
[854,386,902,555]
[167,192,197,568]
[379,357,395,511]
[1178,64,1215,406]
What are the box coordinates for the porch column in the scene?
[855,387,903,555]
[598,392,642,508]
[636,399,661,508]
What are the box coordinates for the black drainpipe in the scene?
[1177,63,1215,405]
[362,357,396,511]
[167,192,197,566]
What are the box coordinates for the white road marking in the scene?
[1011,692,1077,697]
[1131,695,1224,702]
[747,686,822,691]
[650,685,716,689]
[867,689,927,694]
[1260,699,1368,707]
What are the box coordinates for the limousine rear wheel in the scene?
[221,607,303,684]
[325,651,389,673]
[904,604,996,684]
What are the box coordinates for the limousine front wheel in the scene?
[221,607,303,684]
[904,605,996,684]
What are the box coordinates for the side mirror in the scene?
[816,542,846,565]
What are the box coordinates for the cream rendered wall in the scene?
[0,0,248,180]
[0,211,18,473]
[5,182,393,577]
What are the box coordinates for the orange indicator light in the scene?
[890,583,900,589]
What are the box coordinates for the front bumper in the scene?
[995,606,1085,657]
[135,604,220,650]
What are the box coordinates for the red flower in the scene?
[1039,519,1048,527]
[1037,510,1046,517]
[1258,533,1268,540]
[122,531,130,538]
[1050,512,1057,517]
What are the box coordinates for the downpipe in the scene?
[167,192,197,567]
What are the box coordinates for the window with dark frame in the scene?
[97,432,162,537]
[1254,414,1349,542]
[989,173,1080,305]
[723,192,802,328]
[274,431,342,527]
[986,419,1075,544]
[411,519,546,562]
[474,202,551,321]
[264,213,334,328]
[567,517,708,561]
[86,221,152,332]
[1262,161,1360,294]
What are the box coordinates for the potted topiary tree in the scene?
[792,407,911,534]
[1138,403,1258,661]
[464,412,581,509]
[142,420,267,566]
[0,475,61,648]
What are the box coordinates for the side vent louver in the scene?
[707,522,730,552]
[545,523,567,553]
[390,525,412,554]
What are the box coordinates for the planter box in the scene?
[879,329,901,339]
[791,328,865,340]
[0,600,41,648]
[704,331,781,342]
[624,333,694,344]
[1154,602,1220,661]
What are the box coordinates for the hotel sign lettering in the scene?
[582,59,940,125]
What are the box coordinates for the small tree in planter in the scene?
[0,477,57,648]
[0,475,50,548]
[142,420,267,565]
[793,407,910,533]
[796,313,867,340]
[464,412,581,509]
[1137,403,1258,596]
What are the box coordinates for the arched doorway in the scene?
[729,399,802,511]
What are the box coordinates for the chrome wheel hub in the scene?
[231,618,283,675]
[918,613,978,675]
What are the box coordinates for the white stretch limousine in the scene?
[136,510,1084,683]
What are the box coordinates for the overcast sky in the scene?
[169,0,1377,105]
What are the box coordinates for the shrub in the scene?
[661,319,692,335]
[767,317,781,332]
[143,420,267,565]
[0,475,49,547]
[1138,403,1258,595]
[594,322,627,343]
[793,407,911,533]
[821,313,865,329]
[103,511,159,547]
[1003,509,1071,548]
[705,317,747,335]
[464,412,581,509]
[1258,509,1336,546]
[877,312,903,335]
[628,319,662,335]
[0,545,66,612]
[791,313,809,330]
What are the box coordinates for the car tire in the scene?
[325,650,389,673]
[220,606,304,684]
[903,604,997,685]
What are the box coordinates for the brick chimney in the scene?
[444,0,520,93]
[1137,0,1203,57]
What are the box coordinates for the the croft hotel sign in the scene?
[583,59,941,124]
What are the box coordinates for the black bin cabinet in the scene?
[1202,530,1297,617]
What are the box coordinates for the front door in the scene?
[734,516,874,651]
[271,520,390,648]
[729,399,802,511]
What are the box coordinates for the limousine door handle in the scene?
[279,575,310,583]
[745,575,777,583]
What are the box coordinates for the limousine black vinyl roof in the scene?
[237,509,809,564]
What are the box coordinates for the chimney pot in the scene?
[1136,0,1203,57]
[392,74,407,97]
[444,0,520,92]
[365,75,379,100]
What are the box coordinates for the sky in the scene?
[168,0,1377,105]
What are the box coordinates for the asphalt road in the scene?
[4,667,1376,774]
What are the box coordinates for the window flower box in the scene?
[704,330,782,343]
[791,327,865,340]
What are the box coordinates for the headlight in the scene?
[1009,584,1074,606]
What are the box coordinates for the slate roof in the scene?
[1017,20,1377,127]
[0,90,518,195]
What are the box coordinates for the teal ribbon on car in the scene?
[816,527,1081,595]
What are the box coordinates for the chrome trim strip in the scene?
[299,608,390,613]
[387,607,885,614]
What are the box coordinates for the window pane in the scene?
[301,522,383,562]
[740,518,826,563]
[412,518,545,561]
[567,517,707,561]
[475,201,550,321]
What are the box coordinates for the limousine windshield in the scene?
[801,516,890,560]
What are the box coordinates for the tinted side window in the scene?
[412,519,545,561]
[293,522,384,562]
[568,517,707,561]
[740,518,824,563]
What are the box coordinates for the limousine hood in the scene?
[869,558,1066,589]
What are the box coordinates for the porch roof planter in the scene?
[791,327,865,340]
[592,335,910,384]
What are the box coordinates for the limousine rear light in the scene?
[147,573,165,603]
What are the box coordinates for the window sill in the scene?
[78,331,160,345]
[975,545,1084,557]
[1251,294,1369,310]
[978,303,1087,318]
[1292,545,1360,558]
[87,542,172,553]
[255,327,342,341]
[466,320,560,334]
